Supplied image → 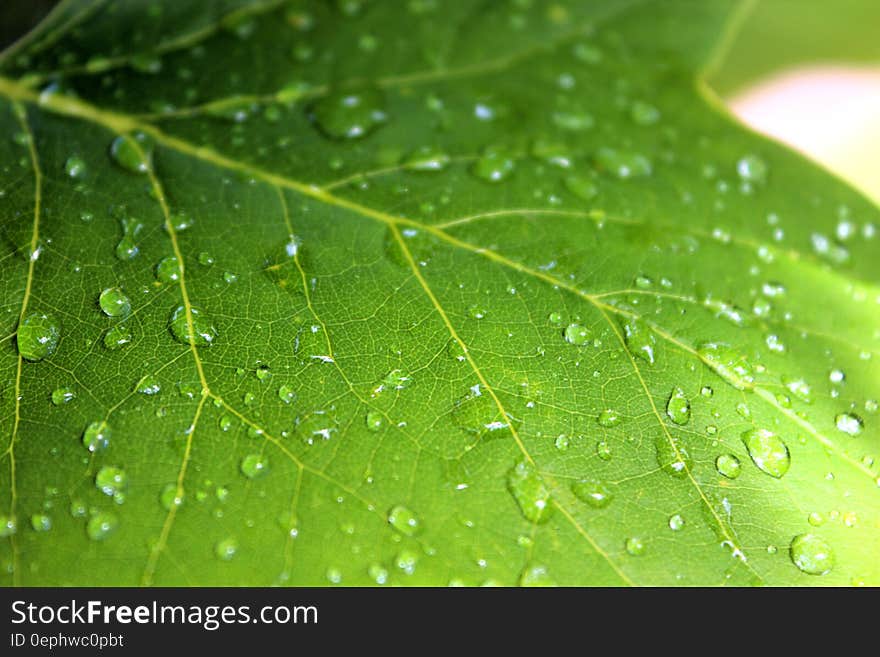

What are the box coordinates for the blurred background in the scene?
[2,0,879,202]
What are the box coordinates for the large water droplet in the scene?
[155,256,181,283]
[665,387,690,425]
[655,434,692,478]
[563,323,591,345]
[790,533,834,575]
[507,460,552,524]
[16,312,60,362]
[741,428,790,478]
[168,305,217,346]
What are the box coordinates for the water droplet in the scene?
[16,312,60,362]
[103,324,132,350]
[715,454,741,479]
[835,412,863,436]
[368,563,389,585]
[665,387,690,425]
[310,86,387,139]
[168,305,217,346]
[507,460,552,523]
[452,387,518,438]
[137,376,161,395]
[807,511,825,527]
[82,421,110,452]
[403,145,450,171]
[215,538,238,561]
[622,318,656,364]
[741,428,790,478]
[30,513,51,532]
[98,287,131,317]
[571,478,613,508]
[531,139,573,168]
[387,505,421,536]
[697,342,755,390]
[115,217,143,261]
[472,146,516,182]
[625,537,645,556]
[519,563,556,587]
[554,434,569,451]
[255,364,271,382]
[64,155,87,179]
[655,435,692,478]
[552,110,594,131]
[468,305,487,320]
[51,386,75,406]
[829,368,846,384]
[277,384,296,404]
[668,514,685,531]
[374,369,411,394]
[594,147,651,179]
[86,512,118,541]
[790,533,834,575]
[240,454,269,479]
[160,484,184,510]
[109,133,151,173]
[736,154,768,184]
[365,411,384,432]
[782,376,812,403]
[563,323,591,345]
[155,256,181,283]
[597,409,621,427]
[95,466,128,502]
[596,440,613,461]
[0,516,17,537]
[219,415,233,432]
[563,174,598,200]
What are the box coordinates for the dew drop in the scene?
[571,478,613,508]
[563,174,598,200]
[835,412,864,436]
[506,460,552,524]
[403,145,450,171]
[0,515,17,537]
[594,147,651,179]
[109,133,151,173]
[98,287,131,317]
[95,466,128,502]
[655,435,692,478]
[697,342,755,390]
[155,256,181,283]
[790,533,834,575]
[625,537,645,556]
[31,514,52,532]
[472,146,516,182]
[160,484,184,510]
[668,514,685,531]
[215,538,238,561]
[736,154,768,184]
[51,386,75,406]
[365,411,384,432]
[715,453,742,479]
[387,505,421,536]
[278,384,297,404]
[86,512,118,541]
[665,386,691,425]
[597,409,621,427]
[64,155,87,179]
[103,324,132,350]
[519,563,556,587]
[622,318,656,364]
[82,421,110,452]
[240,454,269,479]
[741,428,790,478]
[596,440,613,461]
[16,312,60,362]
[310,86,387,139]
[563,323,591,346]
[168,305,217,346]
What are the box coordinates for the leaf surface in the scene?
[1,0,878,586]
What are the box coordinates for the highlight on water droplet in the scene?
[155,256,181,283]
[240,454,269,479]
[309,85,387,139]
[472,145,516,183]
[835,412,863,436]
[387,505,421,536]
[665,387,690,425]
[168,305,217,346]
[86,512,118,541]
[51,386,75,406]
[715,453,741,479]
[622,317,656,364]
[519,563,557,587]
[563,323,591,346]
[571,478,613,508]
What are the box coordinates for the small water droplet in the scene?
[597,409,621,427]
[82,421,110,452]
[715,453,741,479]
[160,484,184,510]
[594,147,651,179]
[625,537,645,556]
[30,513,52,532]
[103,324,132,350]
[655,435,692,478]
[571,478,613,508]
[519,563,556,587]
[51,386,75,406]
[215,538,238,561]
[95,466,128,503]
[563,174,598,200]
[86,512,118,541]
[736,154,768,184]
[668,514,685,531]
[64,155,87,179]
[563,323,591,345]
[697,342,755,390]
[98,287,131,317]
[278,384,297,404]
[387,505,421,536]
[403,145,450,171]
[310,85,387,139]
[665,387,690,425]
[155,256,181,283]
[240,454,269,479]
[365,410,384,432]
[109,133,151,173]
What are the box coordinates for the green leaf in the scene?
[1,0,878,586]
